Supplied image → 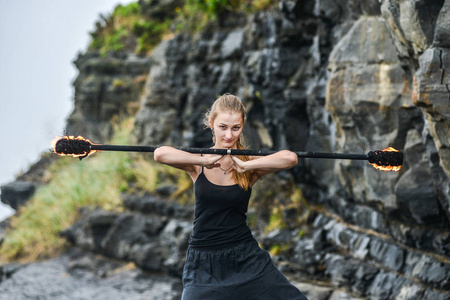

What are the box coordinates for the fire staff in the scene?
[52,95,403,299]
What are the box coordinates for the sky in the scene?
[0,0,135,221]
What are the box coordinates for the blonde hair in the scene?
[203,93,257,191]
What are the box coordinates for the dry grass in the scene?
[0,118,194,262]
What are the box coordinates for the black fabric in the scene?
[184,166,308,299]
[182,238,308,300]
[189,170,253,249]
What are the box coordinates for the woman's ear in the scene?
[209,118,214,129]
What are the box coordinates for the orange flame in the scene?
[370,147,401,172]
[50,135,98,158]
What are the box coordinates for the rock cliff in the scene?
[1,0,449,299]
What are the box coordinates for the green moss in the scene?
[185,0,232,18]
[112,78,126,88]
[170,171,194,204]
[113,2,140,17]
[175,0,278,32]
[103,26,128,52]
[89,0,280,54]
[255,90,263,101]
[181,0,277,21]
[264,206,286,233]
[269,243,289,256]
[246,212,258,228]
[132,19,172,54]
[250,174,311,237]
[89,2,171,55]
[128,153,194,204]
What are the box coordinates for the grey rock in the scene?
[221,29,244,59]
[0,180,36,210]
[139,0,183,20]
[292,281,334,300]
[422,288,450,300]
[394,282,425,300]
[395,164,441,224]
[368,238,405,272]
[328,290,365,300]
[0,248,182,300]
[351,264,379,296]
[433,0,450,48]
[414,47,450,177]
[352,235,371,260]
[404,251,450,289]
[61,205,192,276]
[123,194,193,218]
[0,218,11,246]
[324,254,358,289]
[66,53,150,143]
[0,263,23,284]
[328,16,400,65]
[366,270,398,300]
[348,0,381,16]
[264,228,292,246]
[293,238,324,276]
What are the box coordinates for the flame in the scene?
[50,135,98,158]
[370,147,401,172]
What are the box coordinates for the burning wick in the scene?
[367,147,402,172]
[51,136,403,171]
[51,136,97,159]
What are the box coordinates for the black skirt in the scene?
[182,238,308,300]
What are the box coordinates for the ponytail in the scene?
[232,138,259,191]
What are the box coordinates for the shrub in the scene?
[89,0,279,54]
[175,0,277,32]
[89,2,171,55]
[132,19,172,54]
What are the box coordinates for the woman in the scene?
[154,94,308,300]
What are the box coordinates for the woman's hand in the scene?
[230,155,248,173]
[231,150,298,176]
[203,155,223,169]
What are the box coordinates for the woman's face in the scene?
[210,112,244,149]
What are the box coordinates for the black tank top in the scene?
[189,167,253,249]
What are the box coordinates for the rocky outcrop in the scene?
[129,0,450,298]
[0,181,36,211]
[0,154,56,210]
[65,52,150,143]
[0,247,182,300]
[325,13,446,225]
[61,194,194,277]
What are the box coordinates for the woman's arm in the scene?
[154,146,223,179]
[231,150,298,179]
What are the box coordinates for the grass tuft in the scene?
[89,2,171,55]
[128,153,194,204]
[0,118,195,263]
[89,0,280,54]
[0,120,134,262]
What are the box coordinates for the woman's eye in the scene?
[233,126,240,130]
